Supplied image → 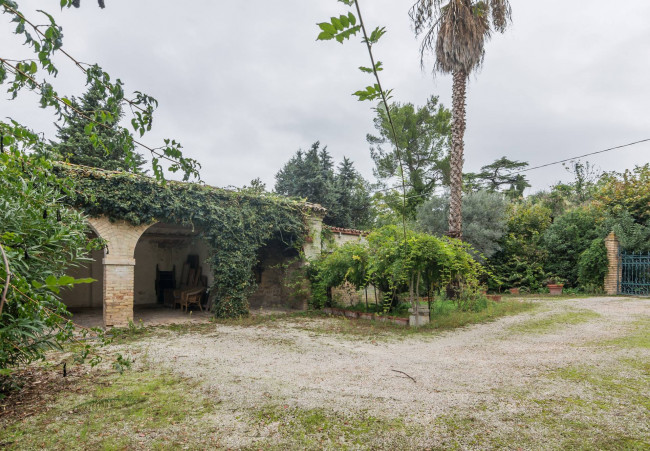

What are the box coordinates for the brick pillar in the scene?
[103,257,136,327]
[604,232,620,295]
[88,216,152,328]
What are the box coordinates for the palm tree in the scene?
[410,0,511,239]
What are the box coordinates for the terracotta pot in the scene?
[547,284,564,295]
[509,288,520,295]
[487,295,502,302]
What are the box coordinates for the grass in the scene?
[290,300,537,340]
[248,404,415,450]
[507,309,601,334]
[595,318,650,349]
[426,359,650,450]
[0,368,217,450]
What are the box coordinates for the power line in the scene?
[372,137,650,195]
[507,138,650,175]
[0,58,198,171]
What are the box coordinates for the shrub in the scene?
[577,238,608,291]
[308,226,485,313]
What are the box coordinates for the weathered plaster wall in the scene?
[60,247,104,309]
[133,233,212,305]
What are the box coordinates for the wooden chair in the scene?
[179,286,205,312]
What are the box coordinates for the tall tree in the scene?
[367,95,451,218]
[51,81,146,171]
[464,156,530,198]
[274,142,372,229]
[410,0,512,238]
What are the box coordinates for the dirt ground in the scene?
[133,296,648,448]
[3,296,649,449]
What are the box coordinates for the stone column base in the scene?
[409,307,430,327]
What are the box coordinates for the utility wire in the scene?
[507,138,650,175]
[2,3,149,115]
[0,58,184,168]
[372,137,650,195]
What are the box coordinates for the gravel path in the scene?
[136,297,649,448]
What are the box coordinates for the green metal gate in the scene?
[618,250,650,295]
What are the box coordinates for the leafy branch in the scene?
[0,0,200,181]
[316,0,407,239]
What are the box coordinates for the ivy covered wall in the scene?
[57,164,313,317]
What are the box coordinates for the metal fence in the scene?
[618,250,650,295]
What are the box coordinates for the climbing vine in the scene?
[57,164,311,317]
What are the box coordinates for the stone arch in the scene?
[133,221,212,307]
[83,216,151,327]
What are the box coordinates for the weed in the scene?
[507,309,601,334]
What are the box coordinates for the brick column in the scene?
[103,257,136,327]
[88,216,152,328]
[604,232,620,295]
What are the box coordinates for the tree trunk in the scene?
[448,69,467,240]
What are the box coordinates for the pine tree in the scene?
[275,142,372,229]
[51,82,146,171]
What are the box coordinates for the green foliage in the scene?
[0,0,199,181]
[489,201,552,290]
[464,156,530,199]
[416,190,508,259]
[368,96,452,217]
[541,207,600,287]
[274,142,373,229]
[50,81,146,171]
[59,164,308,318]
[577,238,607,291]
[308,225,485,311]
[596,164,650,224]
[0,150,103,369]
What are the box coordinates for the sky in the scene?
[2,0,649,194]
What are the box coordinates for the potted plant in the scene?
[545,276,565,295]
[508,287,520,295]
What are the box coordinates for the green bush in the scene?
[541,207,600,287]
[308,225,485,314]
[577,238,608,291]
[1,151,102,370]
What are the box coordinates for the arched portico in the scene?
[88,216,151,327]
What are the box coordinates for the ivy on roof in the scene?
[56,163,309,318]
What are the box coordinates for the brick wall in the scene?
[604,232,620,295]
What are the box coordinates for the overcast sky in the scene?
[2,0,649,194]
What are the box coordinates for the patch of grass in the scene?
[213,310,328,328]
[596,318,650,349]
[249,404,415,449]
[295,300,536,340]
[507,309,601,335]
[0,369,217,450]
[429,360,650,449]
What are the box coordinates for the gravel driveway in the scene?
[133,297,649,449]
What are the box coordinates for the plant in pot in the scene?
[545,276,566,295]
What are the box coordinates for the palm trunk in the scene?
[448,69,467,240]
